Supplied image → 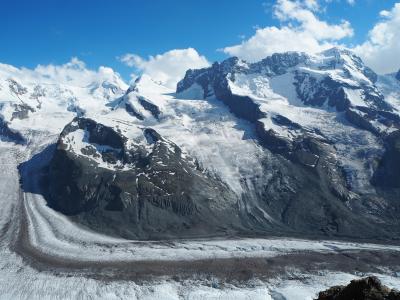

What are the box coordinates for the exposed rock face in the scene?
[47,118,242,239]
[396,70,400,81]
[372,130,400,188]
[11,103,35,121]
[138,96,161,119]
[109,81,162,121]
[125,102,144,120]
[7,78,28,98]
[294,71,387,112]
[123,96,161,120]
[316,276,400,300]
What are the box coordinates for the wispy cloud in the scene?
[223,0,353,61]
[354,2,400,73]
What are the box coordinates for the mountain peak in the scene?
[320,46,354,57]
[128,74,171,95]
[317,47,377,83]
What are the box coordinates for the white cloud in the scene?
[4,57,125,87]
[354,3,400,74]
[118,54,142,68]
[274,0,353,40]
[303,0,320,11]
[223,26,332,61]
[32,57,119,86]
[119,48,210,89]
[346,0,355,5]
[223,0,353,62]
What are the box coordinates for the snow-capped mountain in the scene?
[0,62,128,138]
[2,48,400,240]
[178,48,397,140]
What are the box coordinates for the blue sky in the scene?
[1,0,399,81]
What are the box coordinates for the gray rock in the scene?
[138,96,161,120]
[125,102,144,120]
[47,118,243,239]
[11,103,35,121]
[316,276,400,300]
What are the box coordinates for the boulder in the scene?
[316,276,400,300]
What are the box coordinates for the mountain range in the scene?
[1,48,400,241]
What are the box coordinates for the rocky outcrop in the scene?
[294,73,349,109]
[11,103,35,121]
[316,276,400,300]
[125,102,144,120]
[119,92,161,121]
[47,118,242,239]
[7,78,27,98]
[138,96,161,120]
[345,109,380,135]
[396,70,400,81]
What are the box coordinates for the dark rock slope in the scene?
[47,118,243,239]
[44,117,400,241]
